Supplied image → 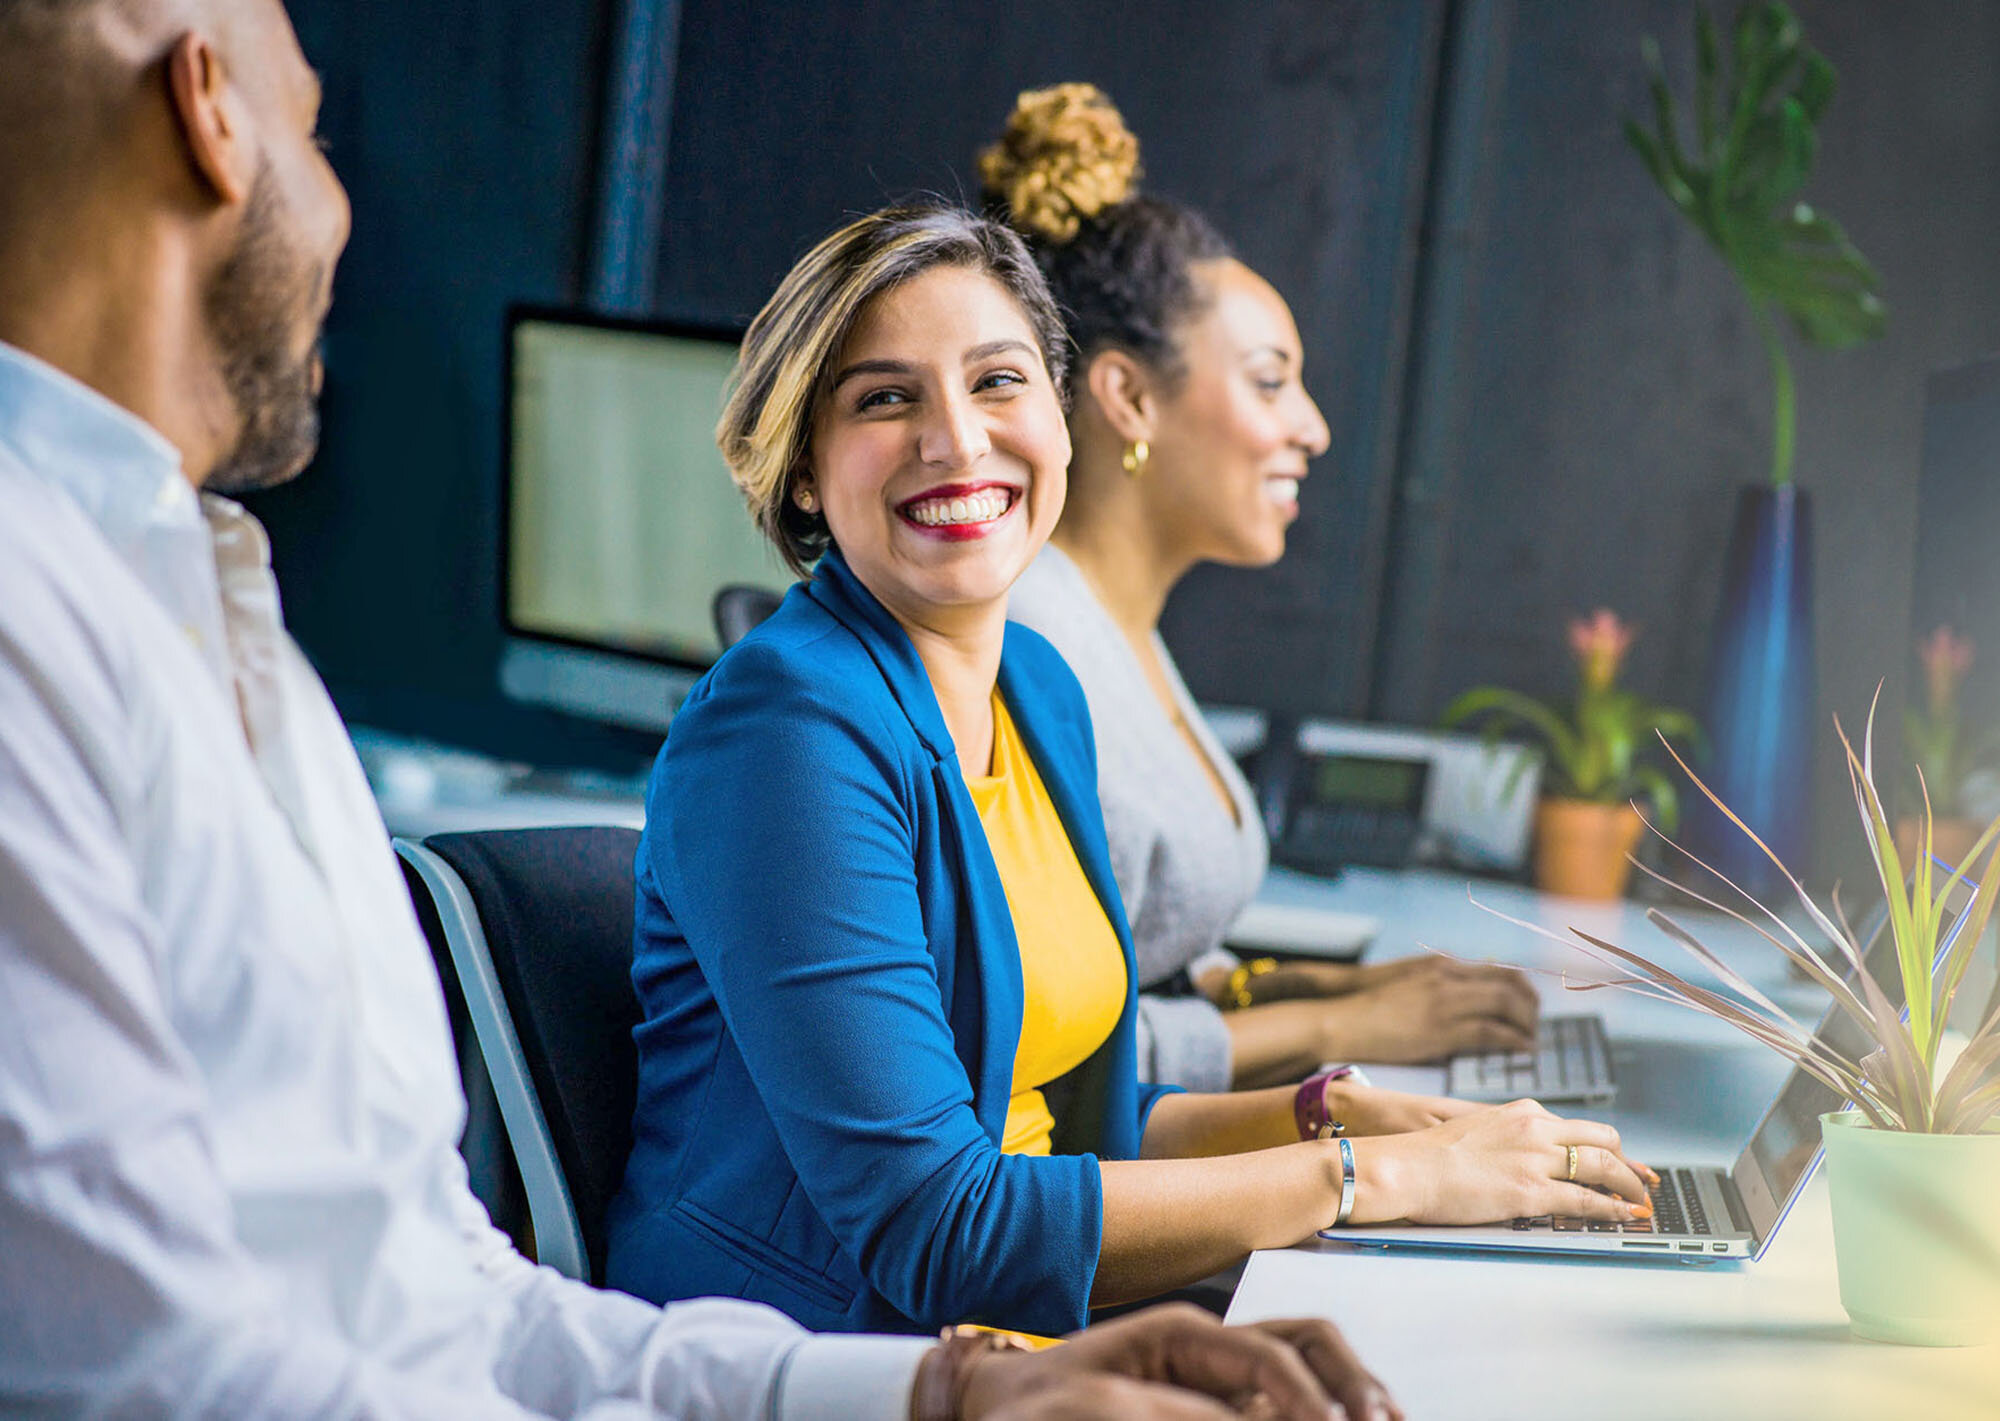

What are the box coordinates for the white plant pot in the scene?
[1820,1112,2000,1346]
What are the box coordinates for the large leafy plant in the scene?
[1442,610,1701,832]
[1482,703,2000,1136]
[1625,2,1886,487]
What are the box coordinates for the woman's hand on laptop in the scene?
[1342,1098,1658,1226]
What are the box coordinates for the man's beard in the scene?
[202,162,327,497]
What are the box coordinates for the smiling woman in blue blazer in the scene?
[602,203,1655,1340]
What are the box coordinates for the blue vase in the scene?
[1690,485,1816,893]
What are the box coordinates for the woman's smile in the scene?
[896,480,1023,539]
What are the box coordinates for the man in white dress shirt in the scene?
[0,1,1398,1417]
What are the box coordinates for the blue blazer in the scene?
[603,551,1176,1336]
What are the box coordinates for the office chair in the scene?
[711,583,783,651]
[396,827,642,1284]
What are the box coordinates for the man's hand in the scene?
[951,1303,1400,1420]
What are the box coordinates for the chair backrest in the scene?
[396,826,641,1283]
[712,583,784,652]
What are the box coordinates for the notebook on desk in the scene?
[1323,878,1967,1264]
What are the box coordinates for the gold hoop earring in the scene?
[1121,439,1150,478]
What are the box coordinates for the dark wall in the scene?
[267,0,1443,761]
[267,0,2000,873]
[650,0,1445,718]
[253,0,656,766]
[1369,0,2000,878]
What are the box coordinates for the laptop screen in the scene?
[1736,976,1893,1220]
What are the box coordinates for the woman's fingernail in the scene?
[1629,1201,1654,1219]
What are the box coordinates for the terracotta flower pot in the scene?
[1532,798,1645,900]
[1893,814,1982,874]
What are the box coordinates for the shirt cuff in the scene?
[774,1335,933,1421]
[1187,947,1241,985]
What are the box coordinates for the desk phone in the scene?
[1255,722,1430,876]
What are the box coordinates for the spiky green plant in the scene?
[1625,2,1886,488]
[1478,700,2000,1136]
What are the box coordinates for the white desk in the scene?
[1229,866,2000,1420]
[351,728,648,840]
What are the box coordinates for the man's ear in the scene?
[1083,348,1159,445]
[165,31,253,206]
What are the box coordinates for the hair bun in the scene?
[979,82,1140,245]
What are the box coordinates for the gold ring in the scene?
[1565,1145,1580,1183]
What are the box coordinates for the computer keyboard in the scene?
[1445,1012,1616,1105]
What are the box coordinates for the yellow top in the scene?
[964,695,1128,1155]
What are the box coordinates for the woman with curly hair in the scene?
[994,84,1542,1093]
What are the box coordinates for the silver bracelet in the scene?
[1333,1136,1357,1226]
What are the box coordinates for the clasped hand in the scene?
[956,1304,1401,1420]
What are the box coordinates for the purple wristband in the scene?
[1294,1065,1356,1140]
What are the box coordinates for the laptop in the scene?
[1228,899,1613,1102]
[1227,904,1617,1102]
[1323,877,1970,1262]
[1446,1011,1616,1106]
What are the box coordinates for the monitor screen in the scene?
[505,312,790,671]
[1914,354,2000,743]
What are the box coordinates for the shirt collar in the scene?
[0,337,197,543]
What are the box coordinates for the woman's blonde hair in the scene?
[717,203,1070,578]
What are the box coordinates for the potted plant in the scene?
[1625,2,1886,892]
[1898,626,1994,869]
[1442,610,1701,900]
[1496,706,2000,1345]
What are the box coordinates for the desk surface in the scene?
[1229,866,2000,1421]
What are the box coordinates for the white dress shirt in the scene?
[0,339,930,1419]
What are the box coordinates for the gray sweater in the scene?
[1008,545,1268,1091]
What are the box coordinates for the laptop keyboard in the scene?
[1447,1013,1615,1104]
[1510,1168,1711,1238]
[1650,1169,1709,1235]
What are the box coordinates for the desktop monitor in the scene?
[500,308,791,731]
[1913,352,2000,739]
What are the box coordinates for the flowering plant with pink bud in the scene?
[1442,609,1702,831]
[1568,609,1637,694]
[1903,626,1993,817]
